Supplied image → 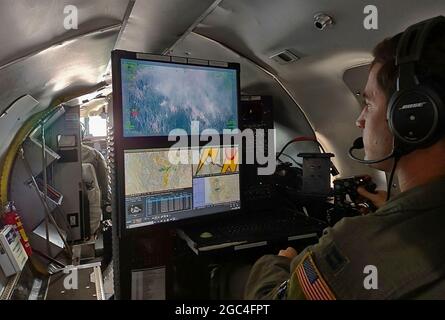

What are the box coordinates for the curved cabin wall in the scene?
[0,0,126,162]
[170,32,320,159]
[2,0,445,210]
[167,0,445,186]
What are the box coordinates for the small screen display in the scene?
[124,146,240,228]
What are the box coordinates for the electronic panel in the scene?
[124,146,240,229]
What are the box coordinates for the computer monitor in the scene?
[118,54,239,137]
[124,146,241,229]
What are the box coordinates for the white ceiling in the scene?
[177,0,445,182]
[115,0,220,53]
[0,0,126,67]
[1,0,445,183]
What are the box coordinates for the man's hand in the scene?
[357,186,387,209]
[278,247,298,259]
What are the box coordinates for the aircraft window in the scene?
[81,116,107,137]
[57,135,77,148]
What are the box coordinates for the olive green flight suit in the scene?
[245,175,445,299]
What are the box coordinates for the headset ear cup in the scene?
[387,90,411,155]
[425,82,445,134]
[388,86,441,150]
[387,91,402,139]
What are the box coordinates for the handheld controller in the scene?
[327,175,377,225]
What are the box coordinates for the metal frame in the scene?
[20,147,72,258]
[44,262,105,300]
[111,49,243,299]
[114,0,137,50]
[0,272,21,300]
[111,49,242,237]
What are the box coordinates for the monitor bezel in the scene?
[113,50,241,142]
[121,142,242,231]
[111,50,243,235]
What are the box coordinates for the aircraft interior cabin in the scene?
[1,0,445,304]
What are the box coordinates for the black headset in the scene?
[350,16,445,164]
[388,15,445,156]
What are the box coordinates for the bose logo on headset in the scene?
[400,102,428,110]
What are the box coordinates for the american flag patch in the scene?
[295,252,336,300]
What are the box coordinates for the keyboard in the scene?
[219,213,322,240]
[177,210,326,252]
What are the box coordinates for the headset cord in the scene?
[386,156,400,201]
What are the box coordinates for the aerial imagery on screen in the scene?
[121,59,238,137]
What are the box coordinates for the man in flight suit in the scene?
[244,17,445,299]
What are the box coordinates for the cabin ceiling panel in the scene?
[171,31,384,181]
[115,0,220,54]
[186,0,445,184]
[0,27,119,114]
[197,0,445,78]
[171,32,322,159]
[0,0,127,68]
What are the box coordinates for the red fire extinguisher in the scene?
[3,201,33,256]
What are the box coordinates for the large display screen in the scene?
[121,59,238,137]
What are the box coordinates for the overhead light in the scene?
[314,13,334,30]
[269,50,300,64]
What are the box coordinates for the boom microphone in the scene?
[348,137,395,164]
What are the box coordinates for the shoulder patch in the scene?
[294,251,336,300]
[324,243,349,274]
